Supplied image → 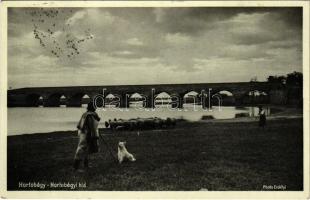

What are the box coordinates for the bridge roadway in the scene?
[8,82,278,107]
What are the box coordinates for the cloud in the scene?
[86,9,115,26]
[85,51,159,66]
[153,8,166,23]
[165,33,191,46]
[227,12,301,46]
[111,50,134,58]
[8,7,302,88]
[66,10,86,25]
[125,38,144,46]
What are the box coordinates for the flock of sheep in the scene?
[105,117,177,131]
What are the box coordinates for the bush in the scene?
[235,113,250,118]
[201,115,215,120]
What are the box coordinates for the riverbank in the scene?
[8,117,303,191]
[9,105,294,136]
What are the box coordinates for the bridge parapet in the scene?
[8,82,283,107]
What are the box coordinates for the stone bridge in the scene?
[7,82,283,108]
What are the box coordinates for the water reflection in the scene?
[8,105,269,135]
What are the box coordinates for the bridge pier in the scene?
[8,82,291,108]
[66,98,81,107]
[43,96,59,107]
[234,95,244,106]
[146,94,154,108]
[24,94,44,107]
[92,93,105,108]
[65,95,78,107]
[120,93,130,108]
[171,95,183,109]
[201,90,208,109]
[178,98,184,108]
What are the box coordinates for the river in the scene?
[7,104,268,135]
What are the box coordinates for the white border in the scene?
[0,1,309,199]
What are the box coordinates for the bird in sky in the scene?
[27,8,94,60]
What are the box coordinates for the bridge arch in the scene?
[218,90,233,96]
[46,93,67,107]
[25,93,43,107]
[67,93,91,107]
[105,93,121,107]
[80,94,91,107]
[60,95,67,107]
[183,91,199,105]
[130,92,144,99]
[170,92,183,108]
[129,92,145,108]
[243,90,270,105]
[214,90,235,106]
[155,92,172,107]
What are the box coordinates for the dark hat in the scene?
[87,101,96,112]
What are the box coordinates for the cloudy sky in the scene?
[8,7,302,89]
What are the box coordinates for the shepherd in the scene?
[73,101,101,171]
[258,105,266,128]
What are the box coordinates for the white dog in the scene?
[117,141,136,164]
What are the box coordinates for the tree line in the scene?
[267,71,302,87]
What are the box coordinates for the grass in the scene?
[7,118,303,191]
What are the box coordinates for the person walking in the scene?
[258,105,266,128]
[73,101,101,171]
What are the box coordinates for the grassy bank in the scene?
[8,118,303,191]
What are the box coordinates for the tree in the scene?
[250,76,257,82]
[267,75,286,84]
[286,71,302,86]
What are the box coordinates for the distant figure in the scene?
[258,105,266,128]
[73,101,101,171]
